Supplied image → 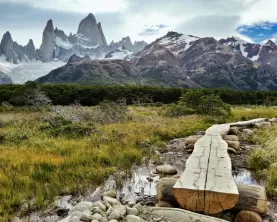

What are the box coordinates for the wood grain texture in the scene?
[173,124,239,214]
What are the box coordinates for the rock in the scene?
[229,126,239,135]
[234,210,262,222]
[223,135,239,141]
[80,213,94,222]
[269,118,277,123]
[99,218,108,222]
[106,207,113,216]
[91,201,107,212]
[109,220,119,222]
[69,216,80,222]
[103,196,119,206]
[243,129,254,136]
[133,203,143,213]
[91,213,103,220]
[254,122,271,128]
[226,141,241,151]
[127,207,138,216]
[128,201,136,207]
[0,72,13,84]
[126,215,145,222]
[77,13,106,46]
[228,147,237,154]
[108,205,126,220]
[156,165,177,175]
[56,208,70,217]
[70,201,93,213]
[102,190,116,198]
[39,19,55,62]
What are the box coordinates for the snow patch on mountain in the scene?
[104,47,134,60]
[55,37,73,50]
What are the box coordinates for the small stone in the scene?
[146,177,154,182]
[92,213,103,220]
[57,208,69,217]
[92,201,107,212]
[156,165,177,175]
[108,220,118,222]
[133,203,143,213]
[108,211,121,220]
[127,201,136,207]
[103,196,119,206]
[70,201,93,213]
[102,190,117,198]
[226,141,240,151]
[126,215,145,222]
[127,207,138,216]
[99,218,108,222]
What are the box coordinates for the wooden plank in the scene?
[229,118,267,127]
[145,207,228,222]
[173,124,239,214]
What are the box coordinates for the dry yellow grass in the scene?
[0,106,208,217]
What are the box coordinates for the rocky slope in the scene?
[0,71,13,84]
[38,32,277,90]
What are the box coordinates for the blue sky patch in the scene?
[237,22,277,44]
[139,24,168,36]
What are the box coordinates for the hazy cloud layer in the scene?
[0,0,276,47]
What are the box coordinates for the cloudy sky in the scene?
[0,0,277,47]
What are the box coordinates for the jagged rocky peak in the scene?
[0,71,13,84]
[39,19,56,62]
[54,28,68,41]
[0,31,14,61]
[264,40,277,49]
[133,41,148,53]
[25,39,37,59]
[77,13,107,46]
[97,22,107,45]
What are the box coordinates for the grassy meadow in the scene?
[0,104,277,218]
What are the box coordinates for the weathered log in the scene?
[225,141,240,151]
[173,124,239,214]
[234,210,262,222]
[223,135,239,141]
[229,118,267,127]
[254,121,271,128]
[145,207,228,222]
[234,184,268,214]
[157,180,267,215]
[184,135,203,145]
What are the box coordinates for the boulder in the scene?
[70,201,93,213]
[227,148,237,154]
[126,207,138,216]
[234,210,262,222]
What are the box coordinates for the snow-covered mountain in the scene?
[38,31,277,90]
[0,13,147,83]
[219,37,277,67]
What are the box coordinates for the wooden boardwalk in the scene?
[173,124,239,214]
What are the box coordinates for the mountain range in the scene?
[3,13,277,90]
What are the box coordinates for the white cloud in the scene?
[0,0,126,13]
